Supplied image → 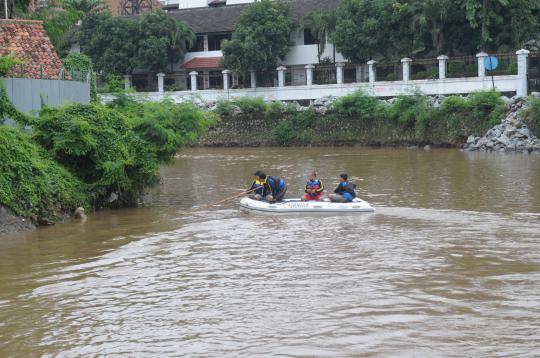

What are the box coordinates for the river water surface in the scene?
[1,148,540,357]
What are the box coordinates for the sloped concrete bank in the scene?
[0,205,35,237]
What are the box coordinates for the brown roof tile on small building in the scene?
[181,56,224,69]
[0,19,64,80]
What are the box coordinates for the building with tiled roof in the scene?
[130,0,344,91]
[0,19,65,80]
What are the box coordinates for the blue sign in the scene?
[484,56,498,71]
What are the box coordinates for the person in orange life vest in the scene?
[302,171,324,201]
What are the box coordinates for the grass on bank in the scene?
[207,91,512,146]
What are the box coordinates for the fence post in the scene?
[222,69,231,91]
[437,55,448,79]
[476,51,488,77]
[123,75,132,90]
[516,49,530,97]
[277,66,286,87]
[189,71,198,91]
[305,64,314,86]
[157,73,165,93]
[336,62,345,84]
[367,60,377,84]
[401,58,412,81]
[250,70,256,89]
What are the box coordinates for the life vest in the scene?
[334,181,356,198]
[305,179,324,193]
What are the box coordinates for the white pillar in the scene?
[437,55,449,79]
[516,49,530,97]
[305,64,314,86]
[355,65,363,82]
[222,69,231,91]
[123,74,131,90]
[476,51,488,77]
[189,71,198,91]
[401,58,412,81]
[203,71,209,89]
[336,62,345,84]
[156,72,165,93]
[367,60,376,84]
[203,34,209,52]
[250,70,256,89]
[277,66,286,87]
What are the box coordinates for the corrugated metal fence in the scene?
[2,78,90,115]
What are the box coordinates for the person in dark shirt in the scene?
[329,173,356,203]
[249,171,287,203]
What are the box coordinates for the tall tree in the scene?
[301,10,327,64]
[222,0,292,73]
[137,10,195,73]
[79,12,139,75]
[302,10,338,64]
[332,0,394,63]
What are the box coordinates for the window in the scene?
[208,33,232,51]
[304,29,318,45]
[189,36,205,52]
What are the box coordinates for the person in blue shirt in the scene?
[329,173,356,203]
[249,171,287,203]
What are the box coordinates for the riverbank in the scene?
[0,205,36,236]
[198,91,540,148]
[1,87,209,235]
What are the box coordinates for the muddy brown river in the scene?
[1,148,540,357]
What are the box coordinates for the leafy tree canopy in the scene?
[80,10,194,75]
[222,0,292,73]
[332,0,540,63]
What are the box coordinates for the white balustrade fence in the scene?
[112,50,530,103]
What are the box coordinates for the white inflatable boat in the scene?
[239,197,375,214]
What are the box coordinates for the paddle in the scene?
[198,186,259,209]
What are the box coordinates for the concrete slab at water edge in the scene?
[0,205,35,236]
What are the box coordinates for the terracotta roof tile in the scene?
[181,56,224,69]
[0,19,65,80]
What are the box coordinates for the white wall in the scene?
[102,75,521,104]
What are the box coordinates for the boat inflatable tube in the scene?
[240,197,375,213]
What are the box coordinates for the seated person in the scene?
[302,171,324,201]
[329,173,357,203]
[249,171,287,203]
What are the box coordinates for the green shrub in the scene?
[387,93,431,130]
[522,97,540,137]
[63,53,97,99]
[232,96,267,114]
[105,74,123,92]
[333,90,383,120]
[267,100,284,118]
[0,125,87,220]
[448,62,466,73]
[468,90,506,126]
[0,83,26,124]
[506,63,518,75]
[0,53,26,77]
[215,99,234,116]
[28,98,209,208]
[271,109,318,144]
[386,73,398,81]
[272,121,295,144]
